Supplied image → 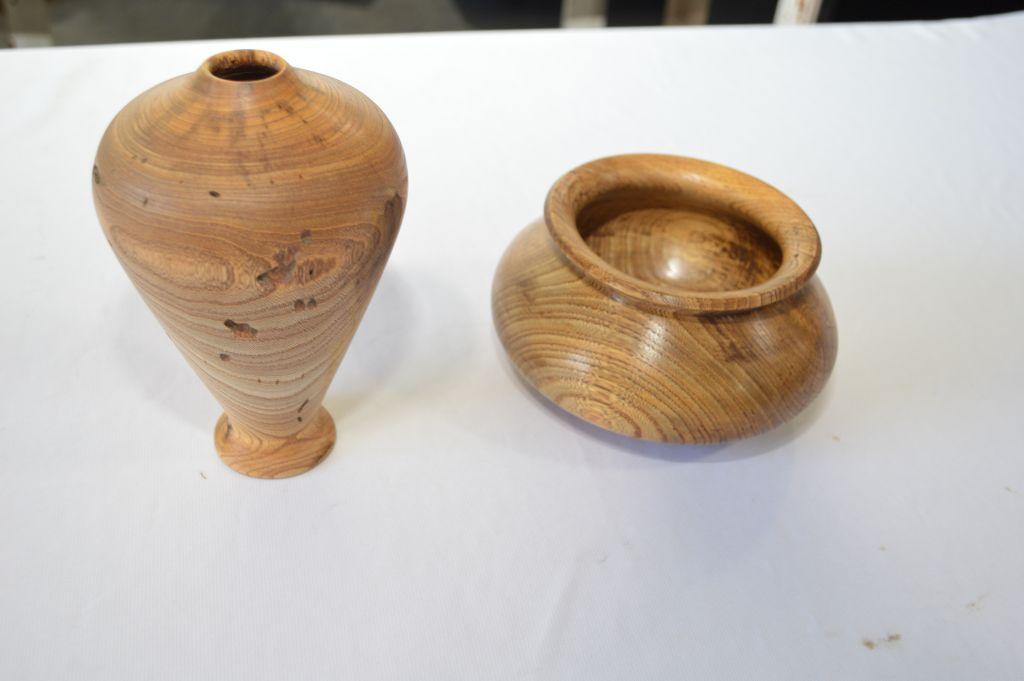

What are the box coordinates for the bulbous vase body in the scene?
[93,50,406,477]
[493,155,836,443]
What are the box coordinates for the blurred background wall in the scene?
[3,0,1023,47]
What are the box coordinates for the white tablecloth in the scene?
[1,14,1022,680]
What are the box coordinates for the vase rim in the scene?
[543,153,822,315]
[199,49,290,84]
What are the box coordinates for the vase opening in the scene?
[576,188,783,294]
[203,49,286,82]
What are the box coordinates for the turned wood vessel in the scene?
[492,154,837,443]
[93,50,406,477]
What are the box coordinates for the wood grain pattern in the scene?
[214,406,335,479]
[93,50,406,477]
[493,154,837,443]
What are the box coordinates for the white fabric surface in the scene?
[1,14,1023,680]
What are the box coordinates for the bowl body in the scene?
[492,155,837,443]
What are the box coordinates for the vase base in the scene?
[214,407,336,479]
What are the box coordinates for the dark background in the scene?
[3,0,1022,47]
[608,0,1024,25]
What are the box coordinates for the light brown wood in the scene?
[493,154,837,443]
[93,49,406,477]
[215,406,335,479]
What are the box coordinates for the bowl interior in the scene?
[576,188,783,293]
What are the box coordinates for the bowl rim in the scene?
[544,154,822,314]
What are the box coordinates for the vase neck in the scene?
[189,49,300,100]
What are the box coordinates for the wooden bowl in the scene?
[492,154,837,443]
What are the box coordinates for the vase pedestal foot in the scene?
[214,407,336,479]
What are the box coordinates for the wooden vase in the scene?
[93,50,406,478]
[492,154,837,443]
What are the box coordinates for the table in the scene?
[1,13,1022,680]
